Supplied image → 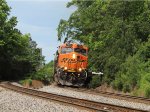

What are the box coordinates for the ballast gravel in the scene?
[0,87,89,112]
[39,85,150,112]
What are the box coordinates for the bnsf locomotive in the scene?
[54,42,92,86]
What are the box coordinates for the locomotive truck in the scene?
[53,41,93,86]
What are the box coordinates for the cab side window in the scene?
[74,48,87,56]
[61,47,73,54]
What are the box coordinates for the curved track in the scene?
[61,86,150,105]
[0,82,148,112]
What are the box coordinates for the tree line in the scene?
[0,0,44,80]
[57,0,150,97]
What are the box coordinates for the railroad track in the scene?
[61,86,150,105]
[0,82,148,112]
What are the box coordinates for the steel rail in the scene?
[62,86,150,105]
[0,83,147,112]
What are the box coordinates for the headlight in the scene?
[79,68,82,72]
[64,67,67,70]
[72,53,76,59]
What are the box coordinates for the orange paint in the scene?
[57,43,88,72]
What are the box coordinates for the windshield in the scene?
[61,47,73,54]
[74,48,87,56]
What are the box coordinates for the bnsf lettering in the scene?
[61,58,86,63]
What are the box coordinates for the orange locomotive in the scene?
[54,41,92,86]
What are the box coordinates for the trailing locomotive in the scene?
[54,41,92,86]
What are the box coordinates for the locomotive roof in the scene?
[59,43,88,50]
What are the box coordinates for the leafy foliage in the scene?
[89,75,102,88]
[30,61,54,83]
[0,0,44,80]
[57,0,150,97]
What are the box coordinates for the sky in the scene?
[6,0,75,63]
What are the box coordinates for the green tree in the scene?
[0,0,44,80]
[57,0,150,94]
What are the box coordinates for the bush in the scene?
[19,78,32,86]
[28,79,32,85]
[19,80,25,85]
[31,67,53,82]
[136,73,150,98]
[112,78,123,91]
[145,88,150,98]
[89,75,101,88]
[123,83,131,93]
[26,61,54,84]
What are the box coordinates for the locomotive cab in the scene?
[54,42,90,86]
